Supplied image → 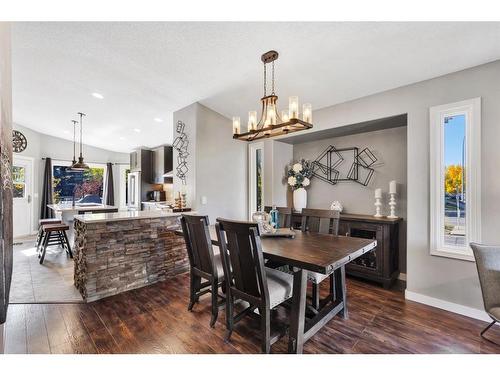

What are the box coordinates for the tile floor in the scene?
[10,235,83,303]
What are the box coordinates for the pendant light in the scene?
[67,119,79,172]
[71,112,89,170]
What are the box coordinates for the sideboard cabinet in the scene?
[291,212,402,288]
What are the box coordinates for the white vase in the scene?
[293,187,307,212]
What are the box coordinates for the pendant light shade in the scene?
[71,112,89,170]
[67,120,80,172]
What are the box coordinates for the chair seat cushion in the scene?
[489,306,500,321]
[307,271,330,284]
[265,267,293,308]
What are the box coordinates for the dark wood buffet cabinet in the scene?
[292,212,402,288]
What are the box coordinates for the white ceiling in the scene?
[12,22,500,153]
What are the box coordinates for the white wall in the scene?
[273,59,500,312]
[12,123,129,231]
[173,103,247,223]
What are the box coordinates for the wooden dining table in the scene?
[177,226,377,354]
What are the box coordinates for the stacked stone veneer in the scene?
[74,216,188,302]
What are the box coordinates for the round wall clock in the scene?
[12,130,27,153]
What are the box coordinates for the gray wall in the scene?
[173,103,247,223]
[12,123,129,231]
[277,59,500,311]
[292,126,407,272]
[263,140,294,210]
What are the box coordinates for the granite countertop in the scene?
[73,210,190,224]
[48,204,118,212]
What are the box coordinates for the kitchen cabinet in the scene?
[129,149,153,182]
[152,145,173,184]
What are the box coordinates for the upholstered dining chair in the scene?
[215,218,293,353]
[264,206,293,228]
[470,243,500,343]
[301,208,340,310]
[180,214,225,328]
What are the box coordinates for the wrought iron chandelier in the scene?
[232,50,313,141]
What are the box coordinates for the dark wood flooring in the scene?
[3,274,500,354]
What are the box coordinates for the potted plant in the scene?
[286,159,313,212]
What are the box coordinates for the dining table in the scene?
[176,226,377,354]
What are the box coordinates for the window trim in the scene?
[429,97,481,262]
[52,160,108,204]
[248,142,264,220]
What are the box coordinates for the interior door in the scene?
[12,156,33,238]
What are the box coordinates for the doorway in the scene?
[12,155,34,238]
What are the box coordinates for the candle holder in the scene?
[374,197,383,218]
[388,192,398,218]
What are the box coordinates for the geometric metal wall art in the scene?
[312,145,377,186]
[172,120,189,185]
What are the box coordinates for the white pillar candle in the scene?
[389,180,397,194]
[374,188,382,199]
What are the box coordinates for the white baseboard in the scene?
[397,272,407,281]
[405,289,491,322]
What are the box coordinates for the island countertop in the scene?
[48,203,118,212]
[73,209,190,224]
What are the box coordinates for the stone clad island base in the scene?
[73,211,189,302]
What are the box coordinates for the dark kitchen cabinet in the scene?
[129,149,153,182]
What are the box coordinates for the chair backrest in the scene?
[180,214,217,278]
[470,243,500,313]
[215,218,269,307]
[264,206,292,228]
[301,208,340,235]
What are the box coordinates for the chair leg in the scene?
[311,282,320,310]
[37,231,45,257]
[39,232,49,264]
[224,293,234,342]
[62,230,73,258]
[188,272,199,311]
[209,279,219,328]
[260,307,271,354]
[480,320,497,338]
[35,226,43,247]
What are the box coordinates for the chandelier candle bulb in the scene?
[248,111,257,131]
[289,96,299,119]
[232,117,241,135]
[303,103,312,123]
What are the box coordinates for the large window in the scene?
[430,98,481,261]
[52,161,107,204]
[248,142,264,219]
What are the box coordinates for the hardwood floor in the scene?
[2,274,500,354]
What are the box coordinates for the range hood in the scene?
[152,145,173,183]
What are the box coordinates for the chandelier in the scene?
[232,50,313,141]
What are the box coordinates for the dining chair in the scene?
[215,218,293,353]
[264,206,292,228]
[180,214,225,328]
[470,243,500,344]
[301,208,340,310]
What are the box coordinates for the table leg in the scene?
[288,268,307,354]
[334,265,348,319]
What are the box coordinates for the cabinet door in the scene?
[346,222,384,276]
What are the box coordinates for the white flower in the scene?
[288,176,297,186]
[292,163,303,173]
[302,177,310,187]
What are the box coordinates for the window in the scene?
[430,98,481,261]
[52,160,107,204]
[12,165,26,198]
[248,142,264,219]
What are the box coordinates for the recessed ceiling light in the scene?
[133,128,141,133]
[92,92,104,99]
[119,136,125,140]
[63,130,70,134]
[154,118,163,123]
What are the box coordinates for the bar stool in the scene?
[39,223,73,264]
[35,218,62,248]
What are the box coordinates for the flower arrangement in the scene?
[286,159,314,190]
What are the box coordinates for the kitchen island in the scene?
[73,210,189,302]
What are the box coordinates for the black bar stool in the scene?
[39,223,73,264]
[35,218,62,249]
